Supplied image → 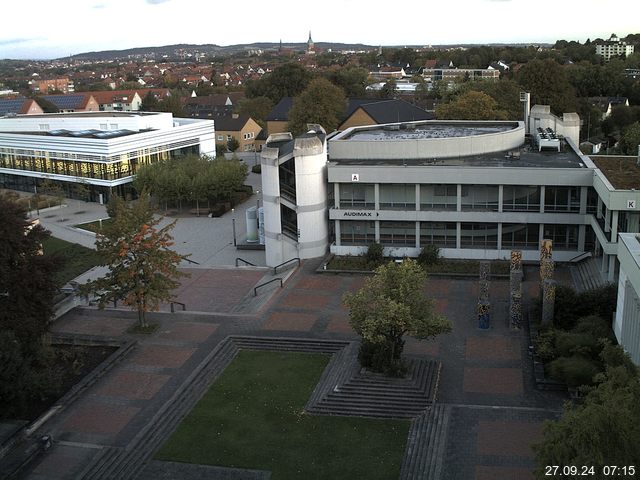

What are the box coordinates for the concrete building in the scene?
[0,111,215,202]
[595,34,635,61]
[614,233,640,365]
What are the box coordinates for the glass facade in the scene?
[420,222,457,248]
[544,186,580,212]
[502,223,539,249]
[460,223,498,248]
[340,221,375,245]
[0,143,198,183]
[379,184,415,210]
[420,184,457,210]
[461,185,499,211]
[503,185,540,212]
[340,183,374,209]
[543,224,578,249]
[379,221,416,246]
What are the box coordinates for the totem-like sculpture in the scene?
[478,261,491,329]
[539,239,556,326]
[509,250,523,329]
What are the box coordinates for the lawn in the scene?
[74,217,112,233]
[156,350,410,480]
[42,237,102,285]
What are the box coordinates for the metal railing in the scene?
[182,256,200,265]
[170,301,186,313]
[254,278,283,296]
[568,251,592,263]
[235,257,256,267]
[273,257,300,275]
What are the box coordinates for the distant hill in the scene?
[63,42,380,61]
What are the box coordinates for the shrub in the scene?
[553,284,618,330]
[572,315,614,341]
[534,329,557,362]
[554,331,600,358]
[358,340,407,377]
[251,164,262,174]
[365,242,384,266]
[547,355,601,387]
[417,244,440,266]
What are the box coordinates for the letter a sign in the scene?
[351,173,360,182]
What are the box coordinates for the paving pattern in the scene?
[23,262,568,480]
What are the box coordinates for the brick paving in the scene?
[23,260,569,480]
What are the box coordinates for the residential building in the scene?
[184,93,245,119]
[83,90,144,111]
[0,111,215,202]
[0,98,44,116]
[595,34,635,61]
[421,67,500,82]
[215,114,262,152]
[588,97,630,119]
[338,99,433,130]
[41,94,99,113]
[29,77,74,94]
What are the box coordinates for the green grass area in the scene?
[328,255,510,275]
[42,237,102,285]
[74,218,112,233]
[156,350,409,480]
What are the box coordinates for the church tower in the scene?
[307,31,315,54]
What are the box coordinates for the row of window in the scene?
[339,221,579,250]
[338,184,587,213]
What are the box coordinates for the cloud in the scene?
[146,0,171,4]
[92,3,106,8]
[0,38,39,46]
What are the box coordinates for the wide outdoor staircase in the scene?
[306,354,441,419]
[400,403,452,480]
[570,256,609,292]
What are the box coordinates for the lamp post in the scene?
[256,190,261,210]
[231,208,237,247]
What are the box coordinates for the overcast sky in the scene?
[1,0,638,60]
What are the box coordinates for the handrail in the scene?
[273,257,300,275]
[568,251,592,263]
[236,257,256,267]
[254,278,283,296]
[170,301,186,313]
[182,256,200,265]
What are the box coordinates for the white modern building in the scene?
[614,233,640,365]
[595,34,635,61]
[0,111,215,201]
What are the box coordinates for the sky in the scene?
[1,0,638,60]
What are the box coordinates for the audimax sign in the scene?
[342,211,378,217]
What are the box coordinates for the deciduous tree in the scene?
[83,195,187,327]
[436,90,508,120]
[343,260,451,375]
[287,77,346,135]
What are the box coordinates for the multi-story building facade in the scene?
[0,111,215,202]
[28,77,75,94]
[595,34,635,61]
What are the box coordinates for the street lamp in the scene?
[231,208,237,247]
[256,190,261,210]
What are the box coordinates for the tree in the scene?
[517,59,578,115]
[343,260,451,375]
[82,195,187,328]
[0,193,58,417]
[533,344,640,477]
[245,63,314,103]
[436,90,508,120]
[227,137,240,152]
[379,78,397,99]
[326,66,370,97]
[620,122,640,155]
[236,96,274,128]
[287,77,346,135]
[140,91,159,111]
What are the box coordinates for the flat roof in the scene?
[340,122,519,141]
[8,111,162,119]
[590,156,640,189]
[330,145,586,169]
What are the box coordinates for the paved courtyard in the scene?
[20,257,568,480]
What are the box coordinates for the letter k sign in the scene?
[351,174,359,182]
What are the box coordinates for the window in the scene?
[379,184,415,210]
[503,186,540,212]
[502,223,539,249]
[460,223,498,249]
[543,224,578,249]
[544,186,580,212]
[340,221,375,245]
[420,222,456,247]
[339,183,375,209]
[226,135,233,141]
[461,185,499,211]
[217,135,224,141]
[379,221,416,246]
[421,184,457,210]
